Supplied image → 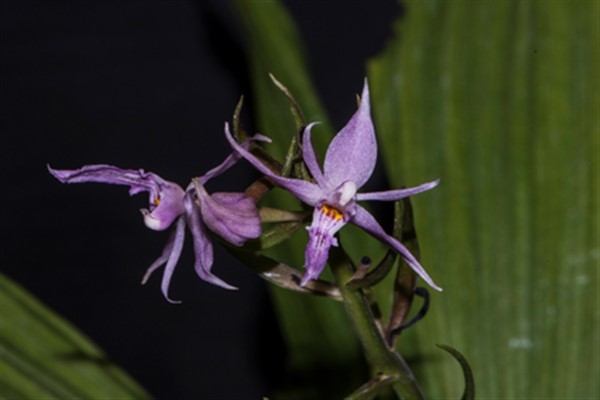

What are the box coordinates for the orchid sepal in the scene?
[48,164,185,231]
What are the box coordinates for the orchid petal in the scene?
[356,179,440,202]
[323,80,377,188]
[48,164,156,192]
[159,216,187,303]
[224,123,323,205]
[141,229,177,285]
[198,134,270,185]
[301,122,326,187]
[184,194,237,290]
[194,184,261,246]
[48,164,185,231]
[351,205,442,292]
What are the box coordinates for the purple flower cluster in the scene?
[50,79,440,302]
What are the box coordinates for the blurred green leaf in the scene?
[368,0,599,398]
[0,273,151,399]
[436,344,475,400]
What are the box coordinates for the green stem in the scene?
[329,247,424,400]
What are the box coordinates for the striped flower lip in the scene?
[226,79,442,291]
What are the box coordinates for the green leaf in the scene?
[368,0,599,398]
[0,272,151,399]
[436,344,475,400]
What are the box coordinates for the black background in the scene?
[1,1,399,398]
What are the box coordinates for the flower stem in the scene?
[329,247,424,400]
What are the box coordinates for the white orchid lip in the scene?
[142,209,164,230]
[226,79,442,291]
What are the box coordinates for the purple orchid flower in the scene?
[49,140,264,303]
[225,80,442,291]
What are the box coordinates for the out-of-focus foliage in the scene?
[368,1,599,398]
[0,273,151,399]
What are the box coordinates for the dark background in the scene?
[1,1,399,398]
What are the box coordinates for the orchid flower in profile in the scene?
[225,80,442,291]
[48,140,263,303]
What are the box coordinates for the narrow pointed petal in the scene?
[356,179,440,202]
[301,205,348,286]
[49,164,185,231]
[141,229,177,285]
[48,164,155,190]
[351,205,442,291]
[323,80,377,188]
[224,123,323,205]
[301,122,326,187]
[159,216,187,303]
[194,184,261,246]
[184,194,237,290]
[197,134,271,185]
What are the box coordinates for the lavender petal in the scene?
[160,216,187,303]
[195,184,261,246]
[322,80,377,188]
[197,134,270,186]
[224,123,323,206]
[48,164,156,193]
[351,205,442,292]
[356,179,440,202]
[301,123,327,187]
[141,228,177,285]
[49,164,185,231]
[185,194,237,290]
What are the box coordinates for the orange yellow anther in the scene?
[320,204,343,221]
[153,196,161,207]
